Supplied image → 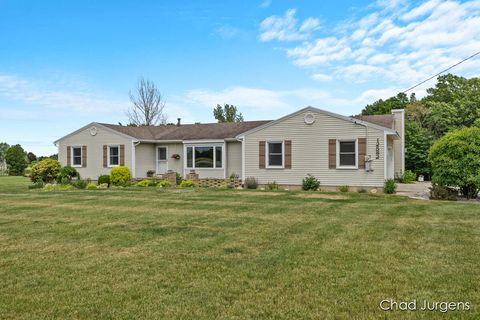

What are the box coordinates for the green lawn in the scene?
[0,176,479,319]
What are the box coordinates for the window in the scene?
[109,146,119,166]
[158,147,167,161]
[72,147,82,167]
[267,142,283,167]
[186,145,223,169]
[338,140,357,167]
[186,147,193,168]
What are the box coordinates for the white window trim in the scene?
[156,145,169,174]
[107,145,120,168]
[266,140,284,169]
[71,146,82,168]
[336,139,358,169]
[184,144,224,170]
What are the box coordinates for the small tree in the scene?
[429,127,480,198]
[213,104,244,123]
[27,152,37,163]
[5,144,28,176]
[127,77,167,126]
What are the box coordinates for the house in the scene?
[54,106,404,189]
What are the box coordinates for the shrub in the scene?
[86,183,97,190]
[384,179,397,194]
[229,173,239,181]
[5,144,28,176]
[98,175,110,186]
[42,183,74,192]
[136,179,152,187]
[357,188,367,193]
[72,179,88,189]
[397,170,416,184]
[28,181,45,189]
[97,183,109,189]
[30,159,61,183]
[110,166,131,186]
[244,176,258,189]
[429,183,458,200]
[180,179,194,188]
[429,127,480,199]
[266,181,279,190]
[176,172,183,185]
[57,166,79,183]
[339,185,349,192]
[302,174,320,191]
[24,167,32,177]
[158,180,171,187]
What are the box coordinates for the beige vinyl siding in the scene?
[392,110,404,177]
[135,143,156,178]
[58,125,133,179]
[244,109,386,187]
[226,141,242,178]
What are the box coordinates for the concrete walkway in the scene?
[396,182,432,200]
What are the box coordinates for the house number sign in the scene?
[375,138,380,159]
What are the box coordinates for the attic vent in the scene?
[90,127,98,136]
[304,113,315,125]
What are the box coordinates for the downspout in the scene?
[237,136,245,183]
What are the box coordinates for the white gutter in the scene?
[237,136,245,182]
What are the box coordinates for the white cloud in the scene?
[0,73,128,113]
[311,73,333,81]
[261,0,480,91]
[259,9,320,42]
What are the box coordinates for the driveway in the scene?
[396,182,432,200]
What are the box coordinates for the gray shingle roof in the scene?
[100,121,272,141]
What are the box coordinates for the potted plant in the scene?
[171,154,181,160]
[146,170,155,177]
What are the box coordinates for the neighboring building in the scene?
[54,106,404,188]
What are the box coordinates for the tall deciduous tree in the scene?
[0,142,10,163]
[5,144,28,176]
[213,104,244,123]
[127,77,167,126]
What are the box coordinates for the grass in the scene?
[0,176,479,319]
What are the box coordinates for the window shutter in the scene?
[82,146,87,167]
[103,145,108,168]
[328,139,336,169]
[284,140,292,169]
[358,138,366,169]
[67,146,71,166]
[259,141,265,169]
[120,144,125,166]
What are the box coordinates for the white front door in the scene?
[157,146,168,174]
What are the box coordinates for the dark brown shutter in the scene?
[103,145,108,168]
[284,140,292,169]
[120,144,125,166]
[67,146,71,166]
[328,139,336,169]
[259,141,265,169]
[82,146,87,167]
[358,138,366,169]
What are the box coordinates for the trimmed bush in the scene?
[30,159,61,183]
[98,175,110,186]
[180,179,194,188]
[57,166,79,183]
[86,183,97,190]
[429,127,480,199]
[384,179,397,194]
[429,183,458,200]
[110,166,131,186]
[302,174,320,191]
[136,179,152,187]
[244,177,258,189]
[5,144,28,176]
[72,179,88,189]
[339,185,349,192]
[158,180,171,187]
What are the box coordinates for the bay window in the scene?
[186,145,223,169]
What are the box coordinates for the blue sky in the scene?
[1,0,479,155]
